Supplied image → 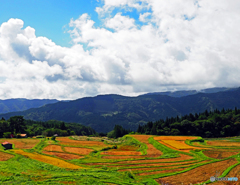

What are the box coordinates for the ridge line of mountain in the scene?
[0,87,240,133]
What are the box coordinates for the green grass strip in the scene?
[148,137,196,159]
[190,150,212,160]
[25,138,46,153]
[148,137,177,154]
[125,135,148,155]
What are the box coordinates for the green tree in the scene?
[0,120,9,137]
[170,128,180,135]
[150,124,157,135]
[137,124,142,133]
[9,116,25,134]
[60,122,67,130]
[42,131,48,138]
[3,132,12,138]
[205,131,212,138]
[107,130,115,138]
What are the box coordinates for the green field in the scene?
[0,135,240,184]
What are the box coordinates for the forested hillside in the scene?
[138,107,240,137]
[0,116,96,138]
[1,88,240,133]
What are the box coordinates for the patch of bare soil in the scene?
[211,164,240,185]
[0,151,14,161]
[156,158,238,185]
[203,150,239,159]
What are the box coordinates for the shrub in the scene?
[124,171,135,179]
[112,145,117,149]
[101,166,108,170]
[51,136,56,141]
[3,132,12,138]
[101,147,112,151]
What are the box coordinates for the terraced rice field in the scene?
[0,151,14,161]
[105,159,201,169]
[211,164,240,185]
[119,165,188,172]
[102,155,145,159]
[13,149,82,169]
[1,135,240,184]
[138,167,189,176]
[57,137,108,150]
[113,145,139,151]
[87,154,193,166]
[136,160,211,176]
[157,158,238,184]
[101,144,143,158]
[160,140,197,150]
[43,151,84,160]
[86,135,240,184]
[203,150,239,159]
[64,147,94,155]
[154,136,202,152]
[191,141,210,147]
[57,137,107,146]
[43,145,63,152]
[154,136,199,140]
[207,140,240,147]
[130,135,163,157]
[0,138,40,149]
[116,154,193,164]
[101,151,142,156]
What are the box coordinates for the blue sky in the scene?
[0,0,102,47]
[0,0,239,100]
[0,0,147,47]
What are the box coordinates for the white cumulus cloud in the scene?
[0,0,240,100]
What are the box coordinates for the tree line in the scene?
[107,124,132,139]
[0,116,96,138]
[2,107,240,139]
[137,107,240,138]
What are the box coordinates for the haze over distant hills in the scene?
[145,87,237,97]
[0,87,236,115]
[0,99,59,114]
[1,87,240,133]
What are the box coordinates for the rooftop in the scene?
[2,142,12,145]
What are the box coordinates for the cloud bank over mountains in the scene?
[0,0,240,100]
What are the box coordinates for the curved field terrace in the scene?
[1,135,240,184]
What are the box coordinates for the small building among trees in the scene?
[20,134,27,138]
[1,142,12,149]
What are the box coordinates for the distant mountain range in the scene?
[0,99,59,114]
[1,87,240,133]
[145,87,237,97]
